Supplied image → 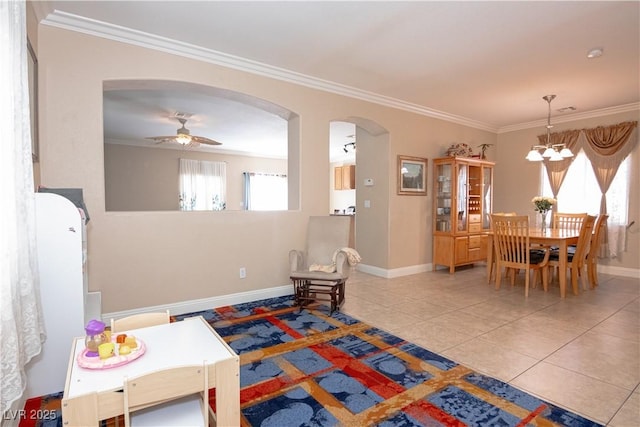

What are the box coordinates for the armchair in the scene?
[289,216,358,313]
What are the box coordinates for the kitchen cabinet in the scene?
[433,157,494,273]
[334,165,355,190]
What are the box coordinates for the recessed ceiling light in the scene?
[587,47,604,59]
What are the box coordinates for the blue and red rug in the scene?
[22,296,602,426]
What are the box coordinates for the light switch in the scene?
[364,178,374,186]
[364,200,371,208]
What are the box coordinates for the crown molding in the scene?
[42,11,638,136]
[497,102,640,134]
[41,10,497,133]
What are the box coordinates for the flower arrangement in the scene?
[532,196,555,214]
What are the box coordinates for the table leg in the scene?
[559,241,567,298]
[486,237,494,283]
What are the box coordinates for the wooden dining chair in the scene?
[61,391,99,427]
[552,212,588,231]
[487,212,517,283]
[587,214,608,289]
[547,215,596,295]
[491,215,550,297]
[110,310,170,333]
[123,363,209,427]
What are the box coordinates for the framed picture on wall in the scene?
[397,155,427,195]
[28,40,39,162]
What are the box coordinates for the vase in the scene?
[540,211,548,232]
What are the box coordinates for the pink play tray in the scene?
[77,338,146,370]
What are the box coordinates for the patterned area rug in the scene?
[21,296,602,427]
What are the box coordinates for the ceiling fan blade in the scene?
[146,136,177,143]
[192,136,222,146]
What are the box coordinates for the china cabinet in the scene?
[433,157,494,273]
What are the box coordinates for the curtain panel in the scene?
[1,0,44,412]
[179,159,226,211]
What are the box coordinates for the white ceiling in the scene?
[34,1,639,160]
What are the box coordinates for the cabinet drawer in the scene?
[468,248,483,261]
[468,223,482,233]
[469,214,481,223]
[468,235,482,249]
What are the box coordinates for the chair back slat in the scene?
[123,363,208,427]
[553,212,588,232]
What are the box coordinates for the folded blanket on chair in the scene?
[335,247,362,265]
[309,248,362,273]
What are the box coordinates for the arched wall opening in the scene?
[329,117,390,270]
[102,79,300,211]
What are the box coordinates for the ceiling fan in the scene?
[146,117,222,147]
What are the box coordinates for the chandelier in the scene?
[525,95,574,162]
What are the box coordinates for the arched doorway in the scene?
[329,117,389,270]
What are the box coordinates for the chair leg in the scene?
[495,263,502,291]
[579,265,588,291]
[542,266,549,291]
[524,268,530,297]
[588,260,599,288]
[571,267,579,295]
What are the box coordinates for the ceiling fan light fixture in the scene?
[146,116,222,147]
[176,134,192,145]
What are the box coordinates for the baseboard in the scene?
[357,263,431,279]
[359,262,639,280]
[598,264,640,279]
[102,284,293,321]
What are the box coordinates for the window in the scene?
[243,172,287,211]
[179,159,226,211]
[542,149,630,256]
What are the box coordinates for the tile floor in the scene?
[339,266,640,426]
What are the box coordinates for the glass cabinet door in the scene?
[435,163,452,232]
[456,163,468,232]
[482,166,492,230]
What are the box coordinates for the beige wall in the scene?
[495,110,640,271]
[104,143,287,211]
[37,23,637,313]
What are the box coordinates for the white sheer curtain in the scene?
[243,172,288,211]
[1,1,44,412]
[179,159,226,211]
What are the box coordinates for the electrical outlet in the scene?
[239,267,246,279]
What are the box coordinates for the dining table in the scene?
[486,227,580,298]
[61,315,239,427]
